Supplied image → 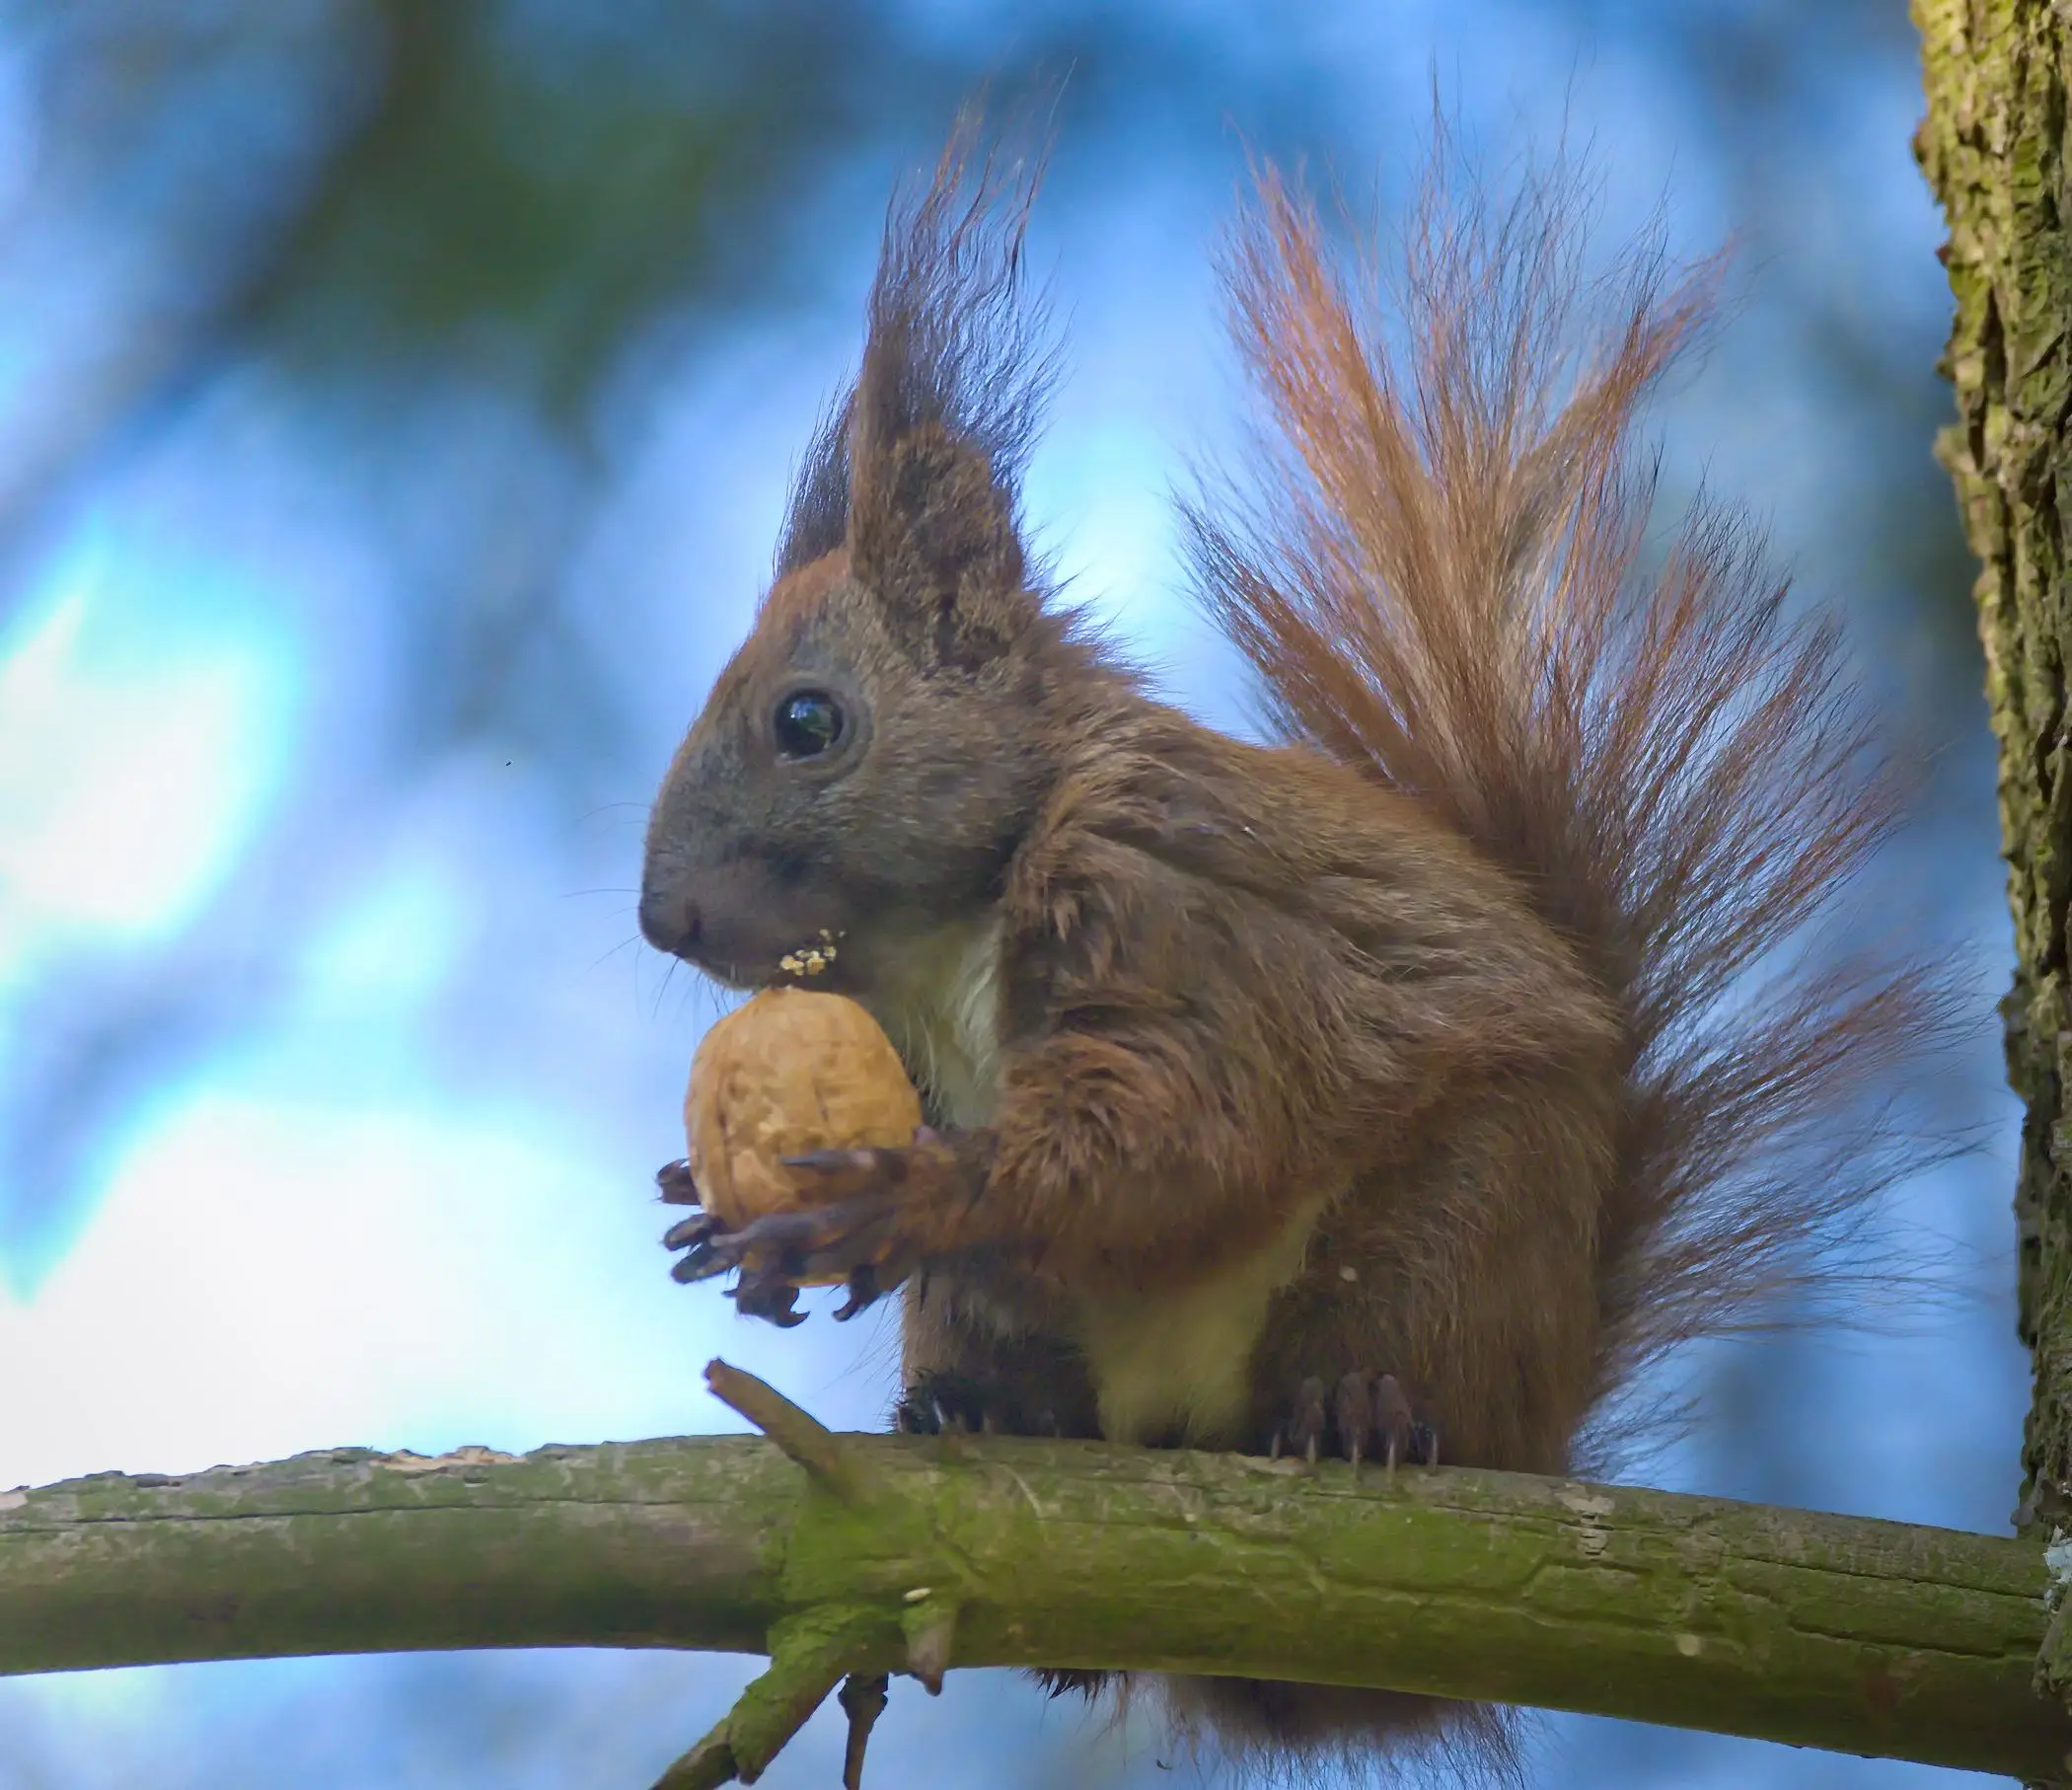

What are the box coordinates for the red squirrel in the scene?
[637,114,1947,1767]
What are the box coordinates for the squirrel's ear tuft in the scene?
[828,103,1058,667]
[851,423,1029,665]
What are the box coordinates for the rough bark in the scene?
[3,1367,2067,1783]
[1916,0,2072,1709]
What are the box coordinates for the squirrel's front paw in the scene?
[654,1160,827,1325]
[656,1135,973,1327]
[1271,1370,1438,1469]
[669,1193,904,1318]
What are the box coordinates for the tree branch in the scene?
[654,1607,877,1789]
[3,1363,2065,1783]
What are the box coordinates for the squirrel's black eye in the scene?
[773,689,845,760]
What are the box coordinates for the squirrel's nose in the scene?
[638,885,703,958]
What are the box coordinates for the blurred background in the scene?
[0,1,2021,1786]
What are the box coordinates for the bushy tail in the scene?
[1185,144,1954,1440]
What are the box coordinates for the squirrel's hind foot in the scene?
[896,1370,1068,1438]
[1271,1370,1438,1470]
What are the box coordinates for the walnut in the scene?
[683,987,923,1234]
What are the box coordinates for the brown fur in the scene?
[638,112,1952,1778]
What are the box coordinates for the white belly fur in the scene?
[1073,1194,1326,1447]
[863,913,1322,1445]
[860,915,1007,1134]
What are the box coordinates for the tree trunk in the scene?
[1917,0,2072,1713]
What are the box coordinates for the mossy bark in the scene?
[1917,0,2072,1713]
[3,1429,2067,1779]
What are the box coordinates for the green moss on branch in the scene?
[3,1406,2065,1779]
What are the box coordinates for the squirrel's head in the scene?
[639,430,1069,993]
[639,116,1084,994]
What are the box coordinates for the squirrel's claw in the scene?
[1370,1372,1431,1469]
[1270,1376,1327,1464]
[713,1193,902,1273]
[831,1263,885,1322]
[655,1158,701,1206]
[659,1135,967,1324]
[656,1159,731,1279]
[1334,1370,1426,1471]
[662,1210,723,1253]
[896,1370,1058,1438]
[664,1193,912,1326]
[1271,1370,1436,1470]
[728,1274,807,1327]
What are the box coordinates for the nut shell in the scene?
[683,988,923,1232]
